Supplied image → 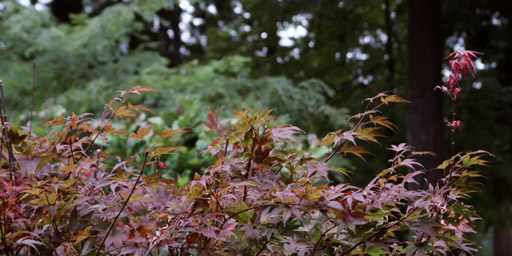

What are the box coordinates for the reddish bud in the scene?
[446,120,462,131]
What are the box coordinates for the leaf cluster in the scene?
[0,88,489,255]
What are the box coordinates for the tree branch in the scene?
[94,151,149,256]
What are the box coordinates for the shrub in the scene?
[0,51,490,255]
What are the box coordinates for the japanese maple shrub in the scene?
[0,51,490,255]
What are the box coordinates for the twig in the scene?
[44,194,63,241]
[243,134,257,201]
[311,224,339,255]
[68,129,77,164]
[223,137,230,158]
[448,99,456,179]
[339,224,392,256]
[29,62,36,137]
[219,203,275,230]
[339,207,418,256]
[94,151,150,256]
[75,97,126,165]
[102,244,132,255]
[253,238,270,256]
[210,188,225,217]
[1,195,9,256]
[324,101,374,163]
[0,81,17,185]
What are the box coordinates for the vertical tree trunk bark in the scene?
[169,6,183,67]
[157,4,183,67]
[494,200,512,256]
[407,0,444,184]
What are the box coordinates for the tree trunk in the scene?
[48,0,84,23]
[494,200,512,256]
[157,4,183,67]
[407,0,444,184]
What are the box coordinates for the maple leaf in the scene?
[461,153,491,168]
[14,238,45,253]
[240,223,261,239]
[394,158,424,170]
[203,107,219,134]
[74,226,91,244]
[365,91,389,103]
[306,162,333,180]
[44,114,64,126]
[150,146,184,158]
[341,144,373,161]
[335,130,359,145]
[155,128,188,140]
[380,95,410,105]
[444,50,483,78]
[355,127,385,144]
[269,125,303,143]
[130,85,159,93]
[127,102,153,113]
[283,236,310,256]
[326,201,343,210]
[115,105,136,118]
[370,115,397,132]
[129,125,155,139]
[317,131,337,146]
[104,124,128,136]
[388,143,412,153]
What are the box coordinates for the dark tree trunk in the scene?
[49,0,84,23]
[157,4,183,67]
[407,0,444,184]
[494,200,512,255]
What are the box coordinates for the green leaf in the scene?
[437,159,451,169]
[367,245,387,256]
[150,146,184,158]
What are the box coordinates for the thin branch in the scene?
[94,152,150,256]
[223,137,230,158]
[102,244,132,255]
[339,224,392,256]
[44,194,63,241]
[68,129,77,165]
[210,188,225,217]
[76,97,125,164]
[1,195,9,256]
[219,203,275,230]
[253,238,270,256]
[311,224,339,255]
[448,99,456,179]
[0,81,17,185]
[324,101,373,163]
[339,208,418,256]
[243,133,257,201]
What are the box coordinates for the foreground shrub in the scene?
[0,51,490,255]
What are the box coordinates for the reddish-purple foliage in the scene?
[0,52,491,256]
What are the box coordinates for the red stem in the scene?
[94,152,149,256]
[76,97,126,164]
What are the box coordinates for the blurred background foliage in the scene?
[0,0,511,254]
